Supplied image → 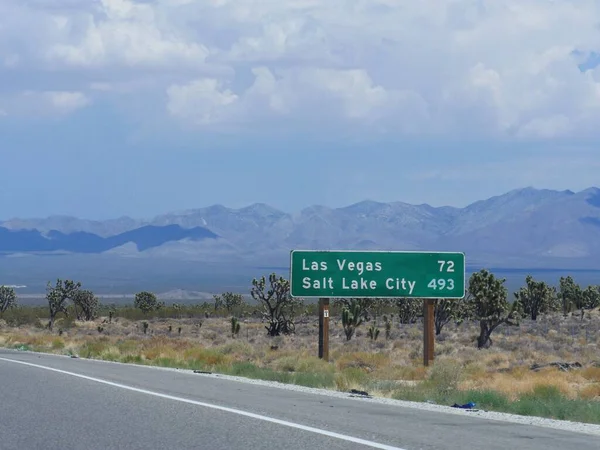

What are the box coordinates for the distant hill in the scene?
[0,215,142,237]
[0,224,218,254]
[2,186,600,268]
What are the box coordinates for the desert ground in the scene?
[1,302,599,425]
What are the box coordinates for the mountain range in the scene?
[2,186,600,269]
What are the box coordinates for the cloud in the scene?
[2,0,600,139]
[41,0,210,68]
[167,66,429,135]
[43,91,91,114]
[2,90,91,117]
[166,78,238,125]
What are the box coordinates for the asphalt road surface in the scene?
[1,349,599,450]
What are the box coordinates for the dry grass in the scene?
[1,309,600,423]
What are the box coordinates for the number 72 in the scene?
[437,260,455,272]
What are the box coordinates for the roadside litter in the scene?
[451,402,477,410]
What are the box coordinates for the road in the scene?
[0,349,599,450]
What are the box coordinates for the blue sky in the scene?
[1,0,600,220]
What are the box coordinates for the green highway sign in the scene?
[289,250,465,299]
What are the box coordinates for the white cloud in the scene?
[3,0,600,138]
[167,66,429,134]
[44,0,210,68]
[43,91,91,114]
[516,115,573,139]
[166,78,238,125]
[2,90,91,117]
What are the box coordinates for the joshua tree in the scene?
[341,299,363,341]
[466,269,521,349]
[0,285,17,317]
[134,291,164,315]
[214,292,245,316]
[250,273,302,336]
[434,297,468,335]
[46,279,81,331]
[513,275,558,321]
[332,298,374,321]
[582,285,600,310]
[72,289,99,321]
[231,317,241,338]
[558,276,583,316]
[396,297,422,324]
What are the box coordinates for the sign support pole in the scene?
[423,299,435,367]
[318,298,330,361]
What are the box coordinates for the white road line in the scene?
[0,357,406,450]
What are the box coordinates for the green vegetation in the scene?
[46,279,82,331]
[1,269,599,426]
[0,285,17,317]
[72,289,100,321]
[466,269,522,349]
[515,275,558,321]
[214,292,245,316]
[250,274,302,336]
[393,361,600,425]
[341,300,363,341]
[231,317,241,338]
[134,291,165,314]
[1,270,599,344]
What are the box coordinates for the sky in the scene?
[1,0,600,220]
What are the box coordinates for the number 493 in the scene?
[428,278,455,290]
